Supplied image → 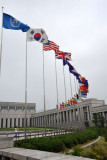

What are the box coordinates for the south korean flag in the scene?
[27,28,48,43]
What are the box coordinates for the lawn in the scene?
[0,127,55,131]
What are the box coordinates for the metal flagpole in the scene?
[69,71,73,100]
[42,47,46,136]
[54,55,59,130]
[62,64,69,128]
[63,64,67,104]
[0,7,4,75]
[74,76,77,95]
[24,33,28,139]
[76,79,79,98]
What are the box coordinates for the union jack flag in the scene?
[55,50,71,61]
[55,54,63,59]
[43,40,59,51]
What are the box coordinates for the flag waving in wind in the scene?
[43,40,59,51]
[3,13,30,32]
[27,28,48,43]
[55,50,71,65]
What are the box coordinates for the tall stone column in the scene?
[80,107,84,121]
[16,118,18,127]
[66,110,68,127]
[12,118,14,128]
[71,110,73,122]
[49,114,51,126]
[69,110,72,122]
[20,118,22,127]
[63,111,65,124]
[52,114,54,126]
[73,109,75,122]
[8,118,10,128]
[78,108,81,122]
[3,118,6,128]
[59,112,61,124]
[40,117,41,126]
[54,113,56,125]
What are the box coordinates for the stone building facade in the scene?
[0,98,107,128]
[32,98,107,128]
[0,102,36,128]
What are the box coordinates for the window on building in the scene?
[30,118,32,127]
[9,106,15,110]
[16,106,22,110]
[1,106,8,110]
[64,111,66,122]
[68,111,70,121]
[6,118,8,128]
[61,112,63,122]
[1,119,3,128]
[22,118,24,127]
[10,118,12,128]
[27,106,35,110]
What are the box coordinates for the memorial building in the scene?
[0,98,107,128]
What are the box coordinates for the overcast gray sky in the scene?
[0,0,107,112]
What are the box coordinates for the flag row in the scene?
[3,12,89,98]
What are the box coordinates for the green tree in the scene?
[92,113,98,127]
[98,114,105,127]
[92,113,105,127]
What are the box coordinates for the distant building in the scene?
[0,102,36,128]
[33,98,107,128]
[0,98,107,128]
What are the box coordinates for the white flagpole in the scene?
[0,7,4,75]
[74,76,77,96]
[62,63,69,129]
[63,64,67,104]
[54,55,59,130]
[76,79,79,97]
[69,71,73,100]
[24,33,28,139]
[42,47,46,136]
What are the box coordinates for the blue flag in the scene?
[3,13,30,32]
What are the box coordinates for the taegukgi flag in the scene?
[3,13,30,32]
[27,28,48,43]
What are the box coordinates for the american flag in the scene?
[43,40,59,51]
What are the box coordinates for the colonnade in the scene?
[0,98,107,128]
[33,106,90,128]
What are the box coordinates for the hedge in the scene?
[14,127,99,152]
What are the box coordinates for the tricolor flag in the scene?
[43,40,59,51]
[27,28,48,43]
[3,13,30,32]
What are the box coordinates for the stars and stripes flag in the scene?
[43,40,59,51]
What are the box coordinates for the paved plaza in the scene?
[0,147,94,160]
